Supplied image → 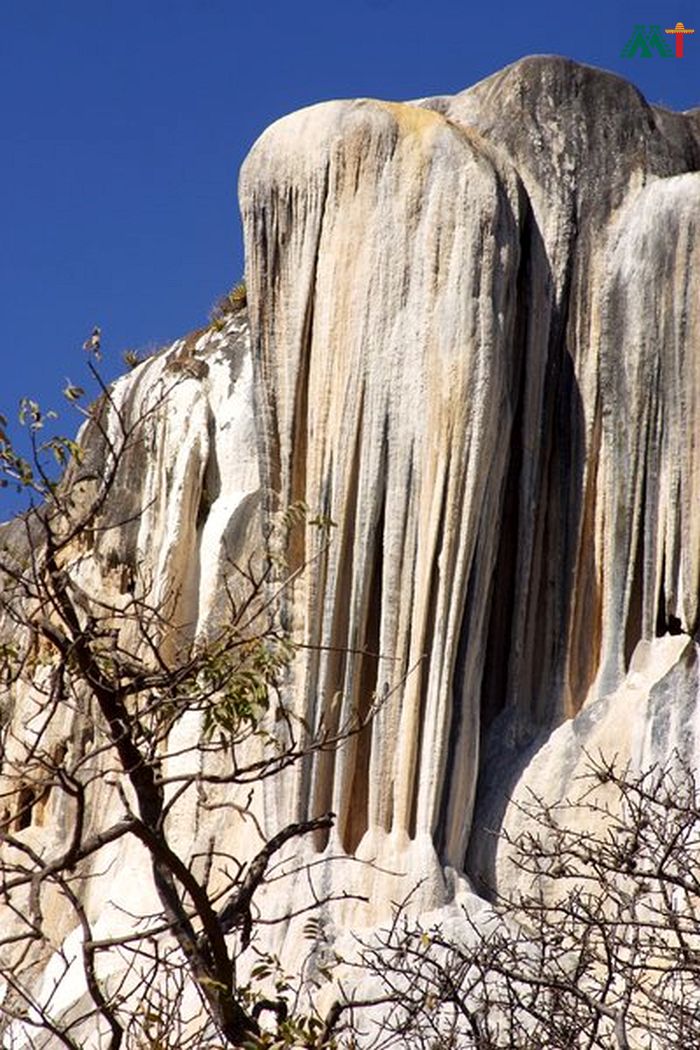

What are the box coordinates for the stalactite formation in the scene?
[239,58,700,882]
[2,60,700,1020]
[240,97,524,869]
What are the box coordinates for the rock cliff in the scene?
[2,55,700,1041]
[238,55,700,889]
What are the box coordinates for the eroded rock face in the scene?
[239,55,700,890]
[2,55,700,1033]
[240,98,525,874]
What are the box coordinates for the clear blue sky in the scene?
[1,0,698,517]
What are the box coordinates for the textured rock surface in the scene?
[2,55,700,1037]
[241,97,524,878]
[238,56,700,891]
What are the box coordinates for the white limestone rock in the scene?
[2,54,700,1042]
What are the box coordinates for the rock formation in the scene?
[1,55,700,1041]
[238,55,700,889]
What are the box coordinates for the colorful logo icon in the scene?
[622,22,695,57]
[665,21,695,57]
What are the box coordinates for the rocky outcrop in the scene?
[2,55,700,1035]
[239,56,700,891]
[240,96,525,877]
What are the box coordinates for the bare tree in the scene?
[0,357,382,1049]
[8,345,696,1050]
[345,752,700,1049]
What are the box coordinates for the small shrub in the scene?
[210,279,247,324]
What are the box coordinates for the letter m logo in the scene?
[621,24,673,57]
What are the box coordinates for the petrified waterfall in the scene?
[238,54,700,887]
[240,99,523,870]
[2,54,700,992]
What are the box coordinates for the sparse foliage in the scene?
[210,281,247,329]
[349,753,700,1049]
[122,350,142,370]
[0,361,380,1048]
[3,350,698,1050]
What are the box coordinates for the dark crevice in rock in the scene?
[344,494,383,854]
[196,409,221,533]
[477,195,532,737]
